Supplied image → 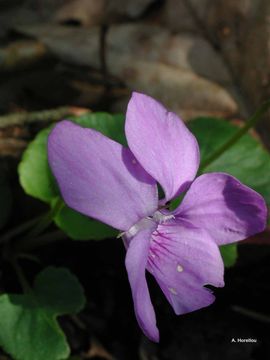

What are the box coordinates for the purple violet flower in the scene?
[48,92,267,342]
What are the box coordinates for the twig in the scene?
[0,106,90,129]
[0,40,47,71]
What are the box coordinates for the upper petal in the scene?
[48,120,158,231]
[125,219,159,342]
[174,173,267,245]
[125,92,200,202]
[147,220,224,315]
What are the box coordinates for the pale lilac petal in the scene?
[158,279,216,315]
[174,173,267,245]
[147,221,224,315]
[125,219,159,342]
[48,120,158,231]
[125,92,200,201]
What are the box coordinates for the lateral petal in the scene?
[147,220,224,315]
[48,120,158,231]
[174,173,267,245]
[125,92,200,201]
[125,219,159,342]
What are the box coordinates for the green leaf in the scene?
[72,112,126,146]
[220,244,238,267]
[0,267,85,360]
[0,172,12,230]
[189,117,270,205]
[18,126,59,203]
[54,205,118,240]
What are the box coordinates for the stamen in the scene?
[153,211,175,223]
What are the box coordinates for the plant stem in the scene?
[199,100,270,171]
[0,214,43,244]
[18,199,64,244]
[10,256,32,293]
[15,230,66,252]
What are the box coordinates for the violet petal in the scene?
[174,173,267,245]
[125,92,200,201]
[147,220,224,315]
[125,219,159,342]
[48,120,158,231]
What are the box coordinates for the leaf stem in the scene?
[15,199,64,248]
[199,100,270,171]
[10,256,32,293]
[0,214,43,244]
[15,230,66,252]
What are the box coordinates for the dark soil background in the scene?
[1,1,270,359]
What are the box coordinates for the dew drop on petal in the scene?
[177,264,184,273]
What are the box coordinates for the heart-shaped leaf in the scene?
[0,267,85,360]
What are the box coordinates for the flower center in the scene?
[152,211,175,223]
[122,211,175,244]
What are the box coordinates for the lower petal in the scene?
[158,279,215,315]
[125,219,159,342]
[147,221,224,315]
